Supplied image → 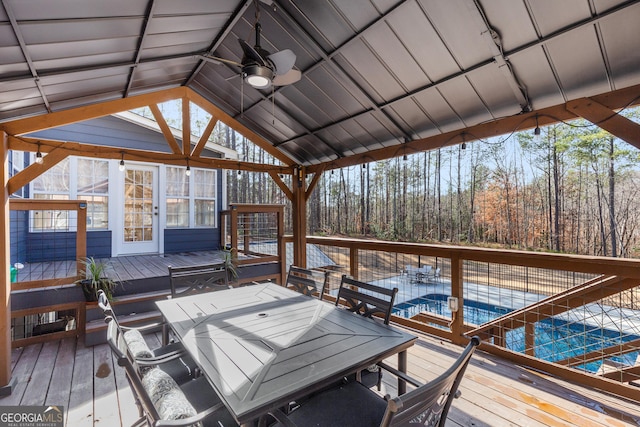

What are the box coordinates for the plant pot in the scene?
[78,279,98,302]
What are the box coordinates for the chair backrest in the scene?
[168,262,230,298]
[285,266,329,299]
[381,336,481,427]
[336,275,398,324]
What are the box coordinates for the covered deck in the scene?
[5,329,640,427]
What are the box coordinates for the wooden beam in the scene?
[292,167,307,267]
[305,167,324,202]
[566,98,640,150]
[307,82,640,173]
[7,149,70,195]
[1,87,186,136]
[9,136,289,172]
[191,114,217,157]
[0,131,12,395]
[182,97,191,155]
[149,104,182,154]
[268,171,293,201]
[186,88,296,166]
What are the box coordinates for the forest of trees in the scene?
[141,103,640,259]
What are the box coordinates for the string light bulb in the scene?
[185,159,191,176]
[35,143,43,164]
[119,152,125,171]
[534,114,541,142]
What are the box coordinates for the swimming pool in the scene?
[393,294,640,373]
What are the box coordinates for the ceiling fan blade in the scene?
[197,54,242,68]
[268,49,296,75]
[273,68,301,86]
[239,38,266,66]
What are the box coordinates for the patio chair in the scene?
[105,316,238,427]
[336,275,398,389]
[97,290,197,385]
[285,265,329,299]
[269,336,481,427]
[168,262,230,298]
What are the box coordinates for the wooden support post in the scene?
[292,167,307,267]
[525,319,535,356]
[0,131,16,396]
[450,256,465,345]
[350,246,359,280]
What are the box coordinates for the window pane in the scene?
[79,195,109,229]
[166,167,189,197]
[32,159,69,192]
[78,159,109,193]
[32,194,70,231]
[166,198,189,227]
[194,169,216,198]
[195,199,216,227]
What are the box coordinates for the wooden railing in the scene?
[9,199,87,347]
[297,235,640,402]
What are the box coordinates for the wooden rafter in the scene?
[7,149,70,195]
[182,97,190,155]
[307,83,640,173]
[566,98,640,150]
[149,104,182,154]
[268,171,293,201]
[192,114,217,157]
[186,88,296,167]
[1,87,185,136]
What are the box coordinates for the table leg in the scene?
[398,350,407,394]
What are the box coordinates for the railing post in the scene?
[525,320,535,356]
[450,255,465,345]
[0,131,15,396]
[350,245,358,280]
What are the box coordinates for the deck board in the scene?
[3,327,640,427]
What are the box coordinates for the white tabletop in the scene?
[157,283,417,424]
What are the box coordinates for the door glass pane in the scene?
[124,169,154,242]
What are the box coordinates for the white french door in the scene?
[116,164,159,255]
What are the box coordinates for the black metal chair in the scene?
[105,316,238,427]
[285,265,329,299]
[97,290,197,385]
[336,274,398,389]
[269,336,481,427]
[168,262,230,298]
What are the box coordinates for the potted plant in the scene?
[76,257,119,302]
[222,247,238,283]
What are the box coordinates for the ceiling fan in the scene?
[198,0,301,90]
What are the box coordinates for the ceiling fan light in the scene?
[244,64,273,89]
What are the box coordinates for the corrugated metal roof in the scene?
[1,0,640,166]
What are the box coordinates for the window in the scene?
[165,167,217,228]
[31,157,110,231]
[166,166,189,227]
[77,159,109,229]
[9,151,25,197]
[194,169,217,227]
[31,159,71,231]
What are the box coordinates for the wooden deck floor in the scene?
[3,329,640,427]
[15,251,226,283]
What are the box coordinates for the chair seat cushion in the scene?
[142,368,197,421]
[180,377,239,427]
[280,380,387,427]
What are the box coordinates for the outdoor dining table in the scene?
[156,282,418,426]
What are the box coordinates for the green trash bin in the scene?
[10,266,17,283]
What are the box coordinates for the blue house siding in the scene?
[164,228,220,253]
[27,232,77,262]
[87,230,112,258]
